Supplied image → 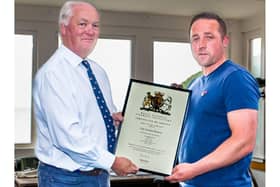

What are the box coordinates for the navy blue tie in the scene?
[81,60,116,153]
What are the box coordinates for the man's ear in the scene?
[222,35,230,48]
[60,24,66,36]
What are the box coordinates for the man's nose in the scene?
[198,38,207,48]
[85,25,97,34]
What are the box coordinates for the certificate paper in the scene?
[115,79,191,176]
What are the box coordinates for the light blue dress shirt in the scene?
[33,45,117,172]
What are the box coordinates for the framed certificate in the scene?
[115,79,191,176]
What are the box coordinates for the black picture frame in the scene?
[115,79,191,176]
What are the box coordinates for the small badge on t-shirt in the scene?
[201,90,208,96]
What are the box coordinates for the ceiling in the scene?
[15,0,265,19]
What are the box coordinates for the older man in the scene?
[33,1,138,187]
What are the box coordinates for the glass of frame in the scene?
[115,79,191,176]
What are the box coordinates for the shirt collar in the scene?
[60,44,90,67]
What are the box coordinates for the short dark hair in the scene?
[188,12,227,38]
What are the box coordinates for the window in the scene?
[89,38,131,111]
[250,38,262,77]
[153,41,200,85]
[249,37,265,162]
[15,34,34,144]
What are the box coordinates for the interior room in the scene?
[14,0,265,186]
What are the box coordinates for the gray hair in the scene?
[58,1,98,26]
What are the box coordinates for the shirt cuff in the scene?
[96,150,115,171]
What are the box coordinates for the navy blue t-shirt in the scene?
[179,60,260,187]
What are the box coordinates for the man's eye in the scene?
[206,36,214,40]
[92,23,99,28]
[191,37,199,42]
[78,23,87,27]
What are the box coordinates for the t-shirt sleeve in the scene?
[223,70,260,112]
